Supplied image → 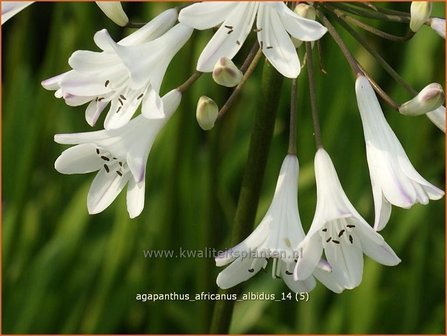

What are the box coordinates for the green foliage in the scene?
[2,2,444,334]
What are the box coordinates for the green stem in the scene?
[306,42,323,149]
[330,2,410,23]
[209,60,284,333]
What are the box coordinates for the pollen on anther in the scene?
[96,148,100,154]
[338,229,345,237]
[137,93,144,100]
[285,271,293,275]
[326,237,332,243]
[248,268,254,273]
[347,224,356,228]
[322,228,327,232]
[116,171,123,177]
[104,164,110,173]
[332,240,340,244]
[349,235,353,244]
[101,156,110,161]
[105,80,110,87]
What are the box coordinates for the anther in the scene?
[266,46,273,49]
[119,162,123,167]
[236,40,240,45]
[322,228,327,232]
[118,98,123,106]
[137,93,144,100]
[347,224,356,228]
[116,106,122,113]
[224,25,233,29]
[285,271,293,275]
[101,156,110,161]
[326,237,332,243]
[116,171,123,177]
[96,148,100,154]
[260,41,264,49]
[332,240,340,244]
[105,80,110,87]
[248,268,254,273]
[349,235,353,244]
[104,164,110,173]
[98,97,105,102]
[338,229,345,237]
[120,95,126,100]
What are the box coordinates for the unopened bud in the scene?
[292,4,316,48]
[410,2,432,32]
[212,58,243,87]
[399,83,445,116]
[196,96,218,130]
[96,2,129,27]
[430,18,446,39]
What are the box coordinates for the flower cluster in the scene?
[4,1,443,295]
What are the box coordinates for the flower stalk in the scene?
[210,60,284,334]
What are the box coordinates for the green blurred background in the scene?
[2,1,445,334]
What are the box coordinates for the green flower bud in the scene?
[196,96,218,130]
[410,1,432,32]
[399,83,444,116]
[212,57,243,87]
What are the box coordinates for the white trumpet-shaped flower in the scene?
[1,1,33,24]
[429,18,446,39]
[294,149,401,290]
[179,2,327,78]
[54,89,181,218]
[355,75,444,231]
[215,155,344,293]
[96,2,129,27]
[42,10,192,129]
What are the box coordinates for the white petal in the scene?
[357,225,401,266]
[142,86,165,119]
[103,95,141,130]
[55,144,102,174]
[2,1,33,24]
[59,71,110,97]
[325,241,363,289]
[69,50,119,73]
[257,4,300,78]
[313,267,345,293]
[278,3,327,41]
[87,168,129,214]
[216,257,263,289]
[196,2,258,72]
[41,73,66,90]
[127,179,145,218]
[282,266,316,292]
[54,130,109,145]
[127,151,146,183]
[120,8,178,46]
[294,234,323,280]
[372,183,392,232]
[178,2,235,30]
[85,100,107,127]
[96,2,129,27]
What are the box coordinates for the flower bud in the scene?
[212,57,243,87]
[196,96,218,130]
[430,18,446,39]
[410,2,432,32]
[292,4,316,48]
[399,83,445,116]
[96,2,129,27]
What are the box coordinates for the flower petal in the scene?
[278,3,327,41]
[216,257,264,289]
[357,225,401,266]
[85,100,108,127]
[294,234,323,281]
[127,178,145,218]
[178,2,235,30]
[196,2,258,72]
[96,2,129,27]
[142,86,165,119]
[55,144,102,174]
[87,168,129,214]
[325,241,363,289]
[372,181,392,231]
[257,4,300,78]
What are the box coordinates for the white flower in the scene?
[54,89,181,218]
[294,149,401,290]
[1,1,33,24]
[399,83,444,117]
[42,10,192,129]
[96,2,129,27]
[429,18,446,39]
[179,2,327,78]
[355,75,444,231]
[215,155,343,293]
[426,105,446,132]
